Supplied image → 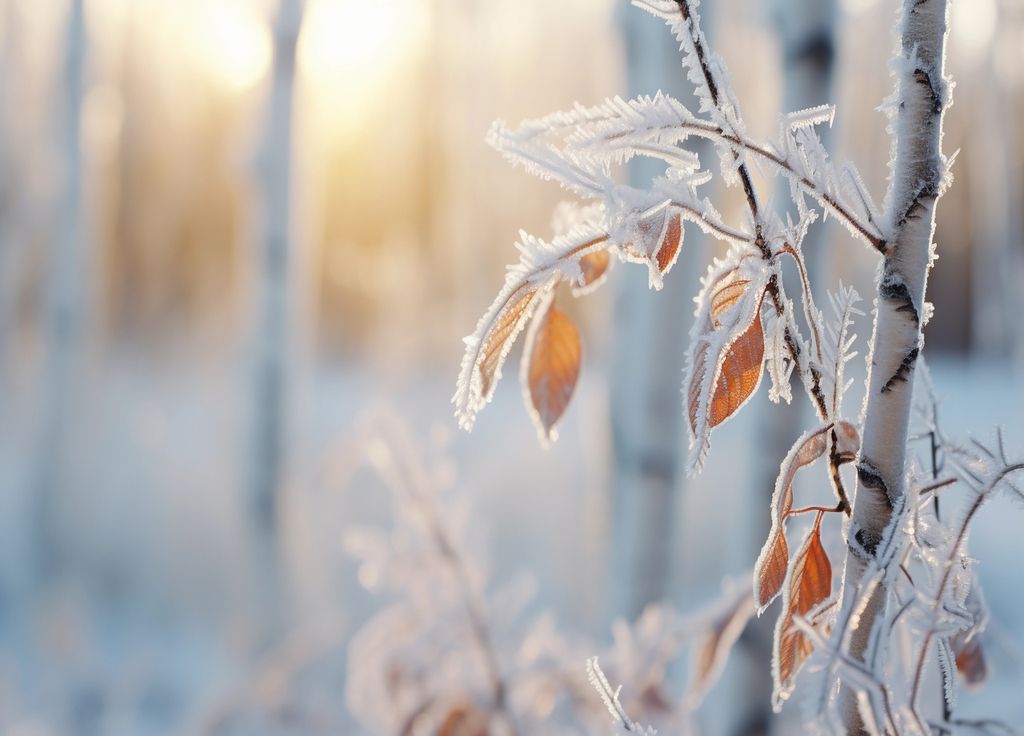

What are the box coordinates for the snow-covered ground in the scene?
[0,353,1021,733]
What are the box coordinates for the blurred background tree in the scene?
[0,0,1021,733]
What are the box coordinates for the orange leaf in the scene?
[686,274,767,471]
[574,250,611,294]
[773,516,833,708]
[708,308,765,427]
[656,212,683,275]
[621,204,684,288]
[755,532,790,613]
[478,287,538,400]
[754,425,831,611]
[522,298,581,443]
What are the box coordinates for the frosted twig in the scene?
[586,658,658,735]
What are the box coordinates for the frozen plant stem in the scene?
[402,462,515,731]
[838,0,950,731]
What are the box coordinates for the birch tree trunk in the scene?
[608,4,712,619]
[250,0,303,539]
[32,0,88,577]
[839,1,950,730]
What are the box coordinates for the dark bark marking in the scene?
[857,459,889,495]
[913,68,943,114]
[854,527,882,558]
[879,277,920,325]
[853,459,892,557]
[881,346,919,394]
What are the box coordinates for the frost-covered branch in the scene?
[587,658,658,735]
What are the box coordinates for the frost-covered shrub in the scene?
[342,414,756,735]
[454,0,1023,733]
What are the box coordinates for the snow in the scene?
[1,350,1019,733]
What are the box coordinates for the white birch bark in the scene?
[31,0,88,577]
[608,4,713,619]
[249,0,303,538]
[838,1,950,729]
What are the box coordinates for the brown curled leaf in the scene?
[754,425,831,611]
[773,515,833,709]
[522,297,582,444]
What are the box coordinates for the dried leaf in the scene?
[479,287,539,400]
[573,249,611,296]
[953,635,987,688]
[754,533,790,615]
[655,212,683,275]
[455,278,557,430]
[754,425,831,611]
[708,312,764,427]
[710,276,748,327]
[833,420,860,462]
[621,202,684,289]
[687,589,756,707]
[686,267,768,472]
[773,516,833,709]
[522,297,582,444]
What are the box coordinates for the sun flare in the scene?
[298,0,424,123]
[189,0,273,93]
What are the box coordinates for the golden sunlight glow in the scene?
[298,0,425,122]
[300,0,401,77]
[189,0,273,93]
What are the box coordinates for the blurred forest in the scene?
[0,0,1022,733]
